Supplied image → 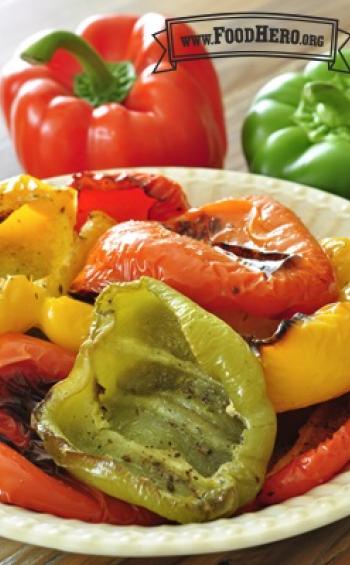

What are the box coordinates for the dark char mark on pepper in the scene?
[0,373,67,478]
[166,212,299,277]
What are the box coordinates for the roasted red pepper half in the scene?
[0,14,226,177]
[70,171,190,231]
[259,394,350,505]
[0,333,162,525]
[71,195,337,320]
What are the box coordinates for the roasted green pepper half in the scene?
[242,50,350,198]
[33,277,276,523]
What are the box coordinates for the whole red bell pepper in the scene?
[0,14,226,178]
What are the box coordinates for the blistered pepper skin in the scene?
[70,172,190,231]
[34,277,276,523]
[72,195,337,319]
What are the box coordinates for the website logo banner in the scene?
[153,12,350,73]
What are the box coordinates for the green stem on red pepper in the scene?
[2,14,226,177]
[21,31,136,106]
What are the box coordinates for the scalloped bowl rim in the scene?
[0,167,349,557]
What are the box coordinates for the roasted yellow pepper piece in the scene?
[0,175,115,294]
[321,237,350,300]
[258,302,350,412]
[0,175,76,295]
[0,175,115,350]
[63,210,115,286]
[40,296,92,352]
[0,174,76,213]
[0,276,92,351]
[0,276,46,333]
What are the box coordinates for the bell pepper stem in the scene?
[21,31,114,92]
[296,81,350,129]
[20,31,136,106]
[304,82,350,120]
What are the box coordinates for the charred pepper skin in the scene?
[242,50,350,198]
[33,277,276,524]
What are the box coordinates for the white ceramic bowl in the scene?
[1,167,350,557]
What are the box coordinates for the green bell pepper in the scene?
[242,50,350,198]
[33,277,276,523]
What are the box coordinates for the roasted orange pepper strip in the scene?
[72,196,337,320]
